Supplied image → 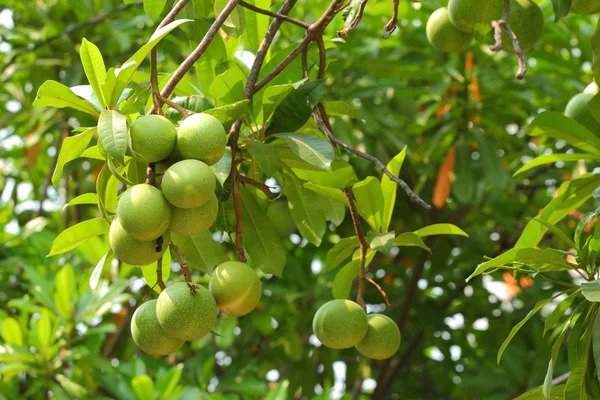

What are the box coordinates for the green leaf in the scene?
[551,0,572,21]
[393,232,431,252]
[33,80,100,116]
[265,380,290,400]
[54,265,75,321]
[96,164,118,220]
[117,84,150,114]
[171,231,226,274]
[261,83,298,122]
[453,137,474,204]
[239,186,287,276]
[474,130,509,191]
[276,134,334,170]
[593,309,600,388]
[141,250,171,292]
[514,153,600,176]
[514,385,566,399]
[564,315,595,400]
[528,218,577,250]
[213,148,232,186]
[52,127,96,187]
[209,66,246,105]
[204,99,250,129]
[1,318,23,347]
[79,145,104,160]
[246,141,280,177]
[414,223,469,237]
[32,309,52,349]
[70,85,103,112]
[381,147,406,232]
[63,193,98,210]
[303,182,347,203]
[318,193,345,226]
[582,280,600,302]
[323,100,362,120]
[528,111,600,155]
[48,218,110,257]
[368,231,396,255]
[80,38,107,107]
[107,156,137,186]
[90,250,113,294]
[497,297,554,365]
[98,110,129,162]
[332,260,359,299]
[144,0,167,20]
[266,80,325,135]
[544,290,580,335]
[352,177,384,232]
[243,0,270,53]
[215,316,238,349]
[281,157,358,189]
[132,375,155,400]
[283,175,326,246]
[326,237,359,271]
[56,374,88,398]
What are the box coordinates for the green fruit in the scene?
[117,184,171,241]
[177,113,226,165]
[448,0,503,33]
[161,160,216,209]
[565,93,600,134]
[109,219,169,266]
[571,0,600,14]
[501,0,544,53]
[426,8,474,53]
[129,115,177,163]
[355,314,401,360]
[169,194,218,236]
[209,261,262,317]
[131,300,184,355]
[156,282,217,341]
[312,300,369,349]
[266,200,296,237]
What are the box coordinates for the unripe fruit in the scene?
[177,113,226,165]
[161,160,216,209]
[355,314,401,360]
[501,0,543,53]
[448,0,503,33]
[312,300,369,349]
[117,184,171,241]
[156,282,217,341]
[129,115,177,163]
[426,8,473,53]
[169,194,218,236]
[131,300,184,355]
[109,219,169,265]
[571,0,600,14]
[209,261,262,316]
[565,93,600,134]
[266,200,296,237]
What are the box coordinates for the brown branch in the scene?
[238,175,277,199]
[157,94,189,119]
[239,1,309,29]
[490,0,527,80]
[170,243,197,291]
[337,0,368,37]
[344,188,369,310]
[366,277,391,306]
[230,120,247,263]
[157,0,190,30]
[156,256,166,290]
[383,0,399,37]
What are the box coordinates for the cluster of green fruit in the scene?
[108,112,226,266]
[565,82,600,134]
[312,299,401,360]
[131,261,262,355]
[426,0,544,53]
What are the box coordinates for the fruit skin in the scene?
[177,113,226,166]
[129,115,177,163]
[156,282,217,341]
[571,0,600,14]
[312,299,369,349]
[426,8,474,53]
[266,200,296,237]
[169,194,218,236]
[161,160,216,209]
[448,0,503,33]
[117,184,171,241]
[501,0,544,53]
[565,93,600,134]
[131,300,184,355]
[355,314,401,360]
[209,261,262,316]
[109,219,170,266]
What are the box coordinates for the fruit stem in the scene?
[383,0,399,37]
[169,243,196,290]
[156,256,166,291]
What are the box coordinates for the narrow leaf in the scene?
[52,128,96,187]
[80,38,107,106]
[48,218,110,257]
[33,80,99,116]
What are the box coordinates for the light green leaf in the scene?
[276,134,334,171]
[414,223,469,237]
[213,148,232,186]
[528,111,600,155]
[323,100,362,120]
[79,145,104,160]
[1,318,23,347]
[352,177,384,232]
[33,309,52,349]
[332,260,359,299]
[54,265,75,321]
[246,141,280,177]
[393,232,431,252]
[132,375,155,400]
[368,231,396,255]
[209,66,246,105]
[63,193,98,210]
[48,218,110,257]
[564,317,595,400]
[326,237,359,271]
[215,316,238,349]
[381,147,406,232]
[33,80,100,116]
[171,231,226,274]
[303,182,347,203]
[98,110,128,162]
[144,0,167,20]
[281,157,358,189]
[80,38,107,106]
[52,127,96,187]
[318,193,345,226]
[514,153,600,176]
[544,290,580,335]
[204,99,250,128]
[582,280,600,302]
[90,250,113,293]
[283,175,326,246]
[514,385,566,399]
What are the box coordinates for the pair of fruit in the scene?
[426,0,543,53]
[129,112,226,166]
[131,261,262,355]
[312,299,401,360]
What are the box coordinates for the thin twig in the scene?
[383,0,399,37]
[344,188,369,310]
[490,0,527,80]
[337,0,368,37]
[238,175,277,199]
[157,94,189,119]
[156,256,166,290]
[366,277,391,306]
[239,1,309,28]
[230,120,247,262]
[150,48,163,114]
[157,0,190,30]
[170,243,197,291]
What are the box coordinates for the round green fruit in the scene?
[131,300,184,355]
[177,113,226,166]
[312,300,369,349]
[448,0,503,33]
[169,194,218,237]
[129,115,177,163]
[117,184,171,241]
[501,0,544,53]
[266,200,296,237]
[161,160,216,209]
[156,282,217,341]
[109,219,169,266]
[426,8,474,53]
[571,0,600,14]
[209,261,262,317]
[355,314,401,360]
[565,93,600,134]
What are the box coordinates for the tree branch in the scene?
[158,0,190,30]
[238,175,277,199]
[239,1,309,28]
[157,94,189,119]
[170,243,197,291]
[155,256,166,290]
[337,0,368,37]
[230,120,247,263]
[490,0,527,80]
[344,188,369,310]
